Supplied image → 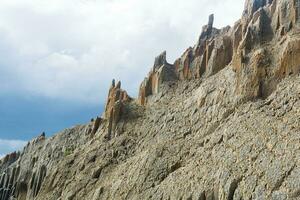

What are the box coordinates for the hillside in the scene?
[1,0,300,199]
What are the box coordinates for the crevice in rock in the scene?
[198,191,206,200]
[228,179,241,200]
[272,164,295,192]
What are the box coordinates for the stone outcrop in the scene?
[231,0,300,99]
[0,124,90,200]
[104,79,131,138]
[206,34,233,76]
[174,14,222,80]
[0,152,19,171]
[138,51,177,105]
[173,15,234,82]
[91,117,102,135]
[0,165,21,200]
[1,0,300,199]
[278,38,300,77]
[138,14,235,106]
[0,149,47,199]
[29,165,47,198]
[139,14,234,106]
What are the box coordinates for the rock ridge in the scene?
[1,0,300,199]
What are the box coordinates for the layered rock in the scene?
[0,152,19,172]
[139,15,235,106]
[0,165,21,200]
[174,14,224,80]
[138,51,177,105]
[1,0,300,199]
[104,80,131,138]
[171,14,235,83]
[0,124,90,200]
[278,37,300,77]
[229,0,300,100]
[29,165,47,198]
[206,33,233,76]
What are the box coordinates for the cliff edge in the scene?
[1,0,300,199]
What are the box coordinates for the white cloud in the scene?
[0,0,244,104]
[0,139,27,156]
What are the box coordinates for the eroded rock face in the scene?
[278,38,300,77]
[1,0,300,199]
[104,80,131,138]
[0,165,21,200]
[206,34,233,76]
[0,141,48,200]
[0,152,19,172]
[231,0,300,100]
[29,165,47,198]
[0,124,91,200]
[138,51,177,105]
[173,15,234,81]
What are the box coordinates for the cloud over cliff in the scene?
[0,0,244,104]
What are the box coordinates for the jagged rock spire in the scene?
[199,14,215,40]
[3,1,300,199]
[208,14,214,29]
[138,51,177,106]
[111,79,115,87]
[153,51,167,69]
[104,79,131,139]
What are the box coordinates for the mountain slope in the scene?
[1,0,300,199]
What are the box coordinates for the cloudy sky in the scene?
[0,0,244,156]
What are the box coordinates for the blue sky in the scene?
[0,95,102,140]
[0,0,244,157]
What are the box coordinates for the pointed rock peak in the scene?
[103,79,132,139]
[208,14,214,28]
[153,51,167,69]
[41,132,45,137]
[116,81,121,89]
[111,79,115,87]
[199,14,217,40]
[243,0,269,18]
[104,79,131,119]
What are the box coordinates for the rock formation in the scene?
[104,79,131,138]
[1,0,300,199]
[138,51,177,105]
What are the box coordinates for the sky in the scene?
[0,0,244,157]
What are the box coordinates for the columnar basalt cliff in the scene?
[1,0,300,199]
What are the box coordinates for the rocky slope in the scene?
[1,0,300,199]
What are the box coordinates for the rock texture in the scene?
[104,79,132,138]
[138,51,177,105]
[1,0,300,199]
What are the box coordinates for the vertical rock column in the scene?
[293,0,300,26]
[138,51,177,105]
[0,165,20,200]
[28,165,47,198]
[104,80,131,139]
